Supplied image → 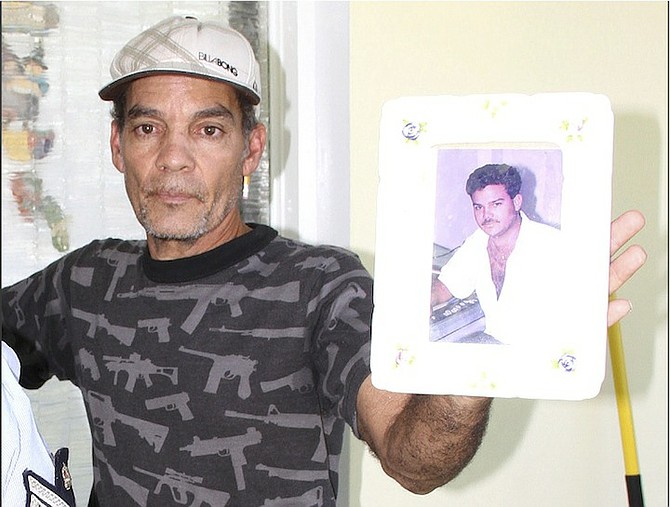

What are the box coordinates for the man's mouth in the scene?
[154,191,194,205]
[146,185,204,205]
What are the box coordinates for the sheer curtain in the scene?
[1,2,269,501]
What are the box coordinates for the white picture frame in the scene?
[370,93,613,400]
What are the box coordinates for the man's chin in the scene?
[480,224,499,234]
[139,209,207,238]
[141,221,206,242]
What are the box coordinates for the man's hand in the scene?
[607,210,647,327]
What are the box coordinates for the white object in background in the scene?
[2,342,75,506]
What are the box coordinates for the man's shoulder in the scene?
[268,233,368,269]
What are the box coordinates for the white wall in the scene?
[349,2,668,506]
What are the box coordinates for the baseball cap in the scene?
[98,16,261,104]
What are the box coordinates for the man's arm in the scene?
[357,210,646,494]
[430,278,453,308]
[356,377,490,494]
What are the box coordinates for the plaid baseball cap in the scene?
[98,16,261,104]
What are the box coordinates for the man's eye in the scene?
[137,124,154,135]
[203,126,221,136]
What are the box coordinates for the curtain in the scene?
[1,2,270,501]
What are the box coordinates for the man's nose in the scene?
[156,131,194,172]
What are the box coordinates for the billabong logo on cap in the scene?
[198,52,238,77]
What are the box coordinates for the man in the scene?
[433,163,567,345]
[1,16,646,506]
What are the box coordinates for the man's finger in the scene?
[607,299,633,327]
[610,210,645,256]
[609,244,647,295]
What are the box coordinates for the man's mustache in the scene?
[144,182,206,202]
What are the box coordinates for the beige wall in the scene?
[349,2,668,506]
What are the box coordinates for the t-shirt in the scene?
[2,224,373,506]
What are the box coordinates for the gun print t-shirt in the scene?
[2,224,373,506]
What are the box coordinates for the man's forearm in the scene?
[382,394,492,494]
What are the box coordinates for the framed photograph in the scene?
[370,93,613,400]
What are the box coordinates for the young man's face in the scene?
[471,184,522,238]
[110,74,265,246]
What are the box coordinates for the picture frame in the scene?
[370,93,614,400]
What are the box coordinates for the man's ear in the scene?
[513,193,523,211]
[110,121,125,174]
[242,123,267,177]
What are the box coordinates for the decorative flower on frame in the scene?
[469,371,497,390]
[560,117,588,142]
[482,98,509,119]
[393,345,416,368]
[556,352,577,372]
[401,120,427,143]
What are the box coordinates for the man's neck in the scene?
[489,213,522,252]
[487,213,522,298]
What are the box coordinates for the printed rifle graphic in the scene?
[72,308,136,346]
[260,366,314,394]
[133,466,231,507]
[145,392,194,421]
[180,427,262,491]
[255,464,330,483]
[209,325,305,340]
[117,281,300,334]
[94,447,150,506]
[84,390,168,452]
[100,249,140,301]
[260,486,324,507]
[238,254,278,276]
[179,346,256,399]
[103,353,177,392]
[138,317,171,342]
[208,325,309,353]
[224,405,332,462]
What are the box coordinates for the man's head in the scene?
[465,164,523,238]
[101,16,260,137]
[100,16,266,256]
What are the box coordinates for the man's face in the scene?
[471,184,522,238]
[110,74,264,243]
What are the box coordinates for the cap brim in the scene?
[98,69,261,105]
